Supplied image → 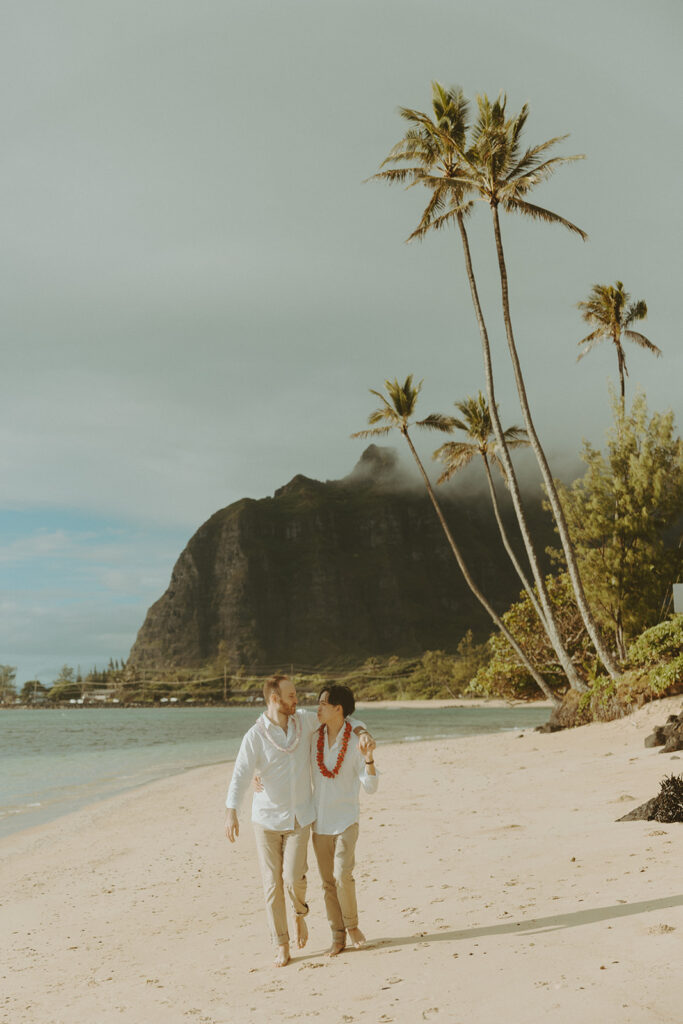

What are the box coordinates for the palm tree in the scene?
[370,83,588,692]
[421,392,546,619]
[460,92,621,679]
[577,281,660,402]
[352,375,560,705]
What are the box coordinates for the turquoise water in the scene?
[0,705,550,838]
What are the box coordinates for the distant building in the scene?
[84,688,115,703]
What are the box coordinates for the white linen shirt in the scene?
[311,723,379,835]
[226,710,365,832]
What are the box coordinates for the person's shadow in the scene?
[291,893,683,965]
[370,893,683,948]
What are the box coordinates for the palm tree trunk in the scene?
[402,427,560,705]
[455,212,588,693]
[489,202,621,680]
[481,454,547,624]
[616,341,626,403]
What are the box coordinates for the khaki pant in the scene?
[312,822,359,941]
[253,821,310,946]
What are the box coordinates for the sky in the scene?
[1,0,682,686]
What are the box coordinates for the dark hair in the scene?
[319,684,355,718]
[263,674,288,703]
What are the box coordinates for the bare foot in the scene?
[274,943,290,967]
[347,927,366,949]
[296,916,308,949]
[327,938,346,957]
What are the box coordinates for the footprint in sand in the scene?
[648,924,676,935]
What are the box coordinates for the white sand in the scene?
[1,696,681,1024]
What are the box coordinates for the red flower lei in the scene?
[316,720,352,779]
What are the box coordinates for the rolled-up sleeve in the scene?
[359,748,379,794]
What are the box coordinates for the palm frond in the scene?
[577,328,603,344]
[366,167,424,186]
[416,413,458,432]
[576,335,606,361]
[498,437,529,451]
[407,208,461,241]
[350,426,394,439]
[433,441,477,481]
[504,137,578,181]
[623,299,648,327]
[624,330,661,355]
[504,198,587,239]
[501,425,528,444]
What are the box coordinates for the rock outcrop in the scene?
[127,446,554,672]
[644,710,683,753]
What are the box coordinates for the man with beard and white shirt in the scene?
[225,674,375,967]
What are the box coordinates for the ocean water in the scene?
[0,704,550,838]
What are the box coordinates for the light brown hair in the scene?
[263,674,289,703]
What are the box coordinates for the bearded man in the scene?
[225,674,374,967]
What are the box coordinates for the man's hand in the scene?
[358,732,376,758]
[225,808,240,843]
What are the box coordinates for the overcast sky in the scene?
[2,0,681,685]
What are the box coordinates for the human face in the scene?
[317,691,341,726]
[276,680,297,717]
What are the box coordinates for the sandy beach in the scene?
[2,696,681,1024]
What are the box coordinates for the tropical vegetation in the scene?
[361,79,681,720]
[352,375,559,703]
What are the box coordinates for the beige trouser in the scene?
[253,821,310,946]
[312,822,359,941]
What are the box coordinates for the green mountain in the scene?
[127,446,555,671]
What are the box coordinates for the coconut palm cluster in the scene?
[354,83,666,703]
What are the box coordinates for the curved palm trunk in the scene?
[481,453,547,624]
[402,427,560,705]
[455,212,588,693]
[490,203,621,680]
[615,338,626,403]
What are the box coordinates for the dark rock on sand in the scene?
[617,774,683,823]
[644,710,683,753]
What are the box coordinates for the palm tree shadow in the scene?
[371,893,683,949]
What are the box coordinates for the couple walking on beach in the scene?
[225,675,379,967]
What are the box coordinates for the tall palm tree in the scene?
[577,281,660,401]
[461,92,621,679]
[370,83,588,692]
[352,375,559,705]
[421,392,545,620]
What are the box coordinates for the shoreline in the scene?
[1,696,681,1023]
[1,696,552,711]
[0,702,551,841]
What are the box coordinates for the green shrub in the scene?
[628,617,683,667]
[647,655,683,693]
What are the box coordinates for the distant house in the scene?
[84,688,115,704]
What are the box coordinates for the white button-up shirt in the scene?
[226,710,365,832]
[311,723,379,836]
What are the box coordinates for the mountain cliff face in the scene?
[127,446,553,671]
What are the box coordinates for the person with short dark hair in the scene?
[312,686,379,956]
[225,675,375,967]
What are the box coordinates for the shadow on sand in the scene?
[370,893,683,948]
[289,893,683,966]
